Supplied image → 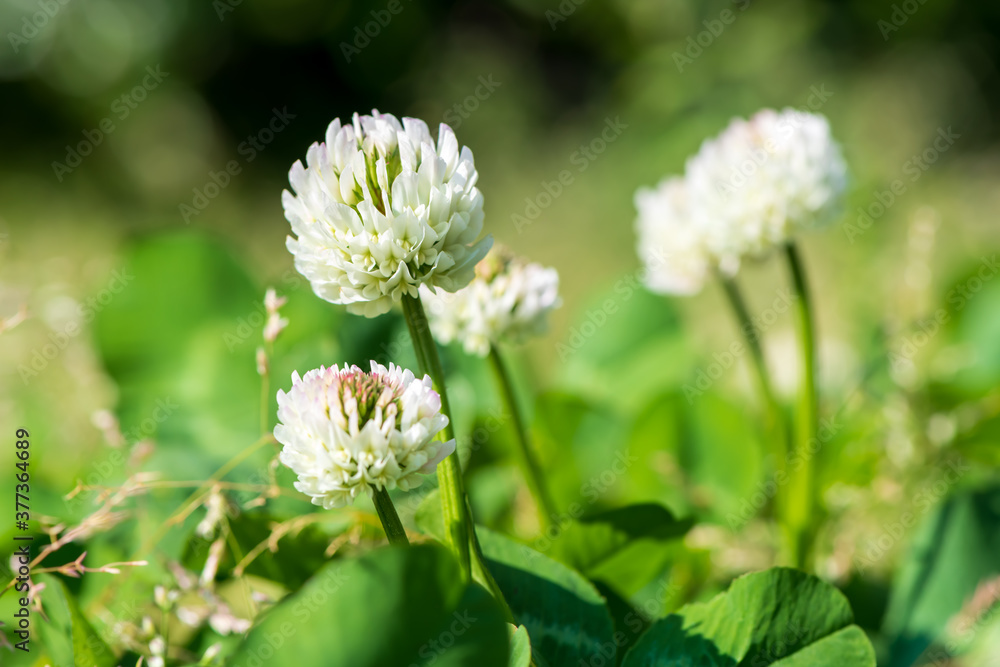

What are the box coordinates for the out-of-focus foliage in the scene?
[2,0,1000,665]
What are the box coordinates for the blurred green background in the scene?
[2,0,1000,665]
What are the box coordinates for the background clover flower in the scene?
[421,246,561,357]
[273,361,455,509]
[685,108,848,259]
[634,176,733,296]
[282,110,493,317]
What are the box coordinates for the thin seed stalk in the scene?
[371,485,409,546]
[488,344,557,528]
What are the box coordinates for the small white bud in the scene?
[255,346,268,376]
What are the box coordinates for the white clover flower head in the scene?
[633,176,733,296]
[421,246,561,357]
[685,108,848,258]
[282,110,493,317]
[274,361,455,508]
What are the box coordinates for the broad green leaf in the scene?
[477,527,618,667]
[37,575,116,667]
[415,488,447,541]
[627,392,765,524]
[942,259,1000,393]
[557,287,694,412]
[531,391,631,510]
[93,233,261,444]
[229,544,509,667]
[622,567,876,666]
[594,580,651,664]
[548,503,691,594]
[508,624,532,667]
[625,394,689,514]
[882,483,1000,667]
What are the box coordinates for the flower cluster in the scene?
[633,177,721,296]
[635,108,847,294]
[422,246,561,356]
[282,110,493,317]
[273,361,455,508]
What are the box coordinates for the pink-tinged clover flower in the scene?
[274,362,455,508]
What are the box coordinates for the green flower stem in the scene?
[488,344,558,528]
[784,241,818,569]
[401,295,514,623]
[467,498,517,625]
[372,486,410,546]
[719,275,796,563]
[719,276,788,473]
[402,295,471,576]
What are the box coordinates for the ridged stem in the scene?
[401,294,471,575]
[401,294,514,621]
